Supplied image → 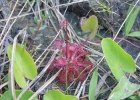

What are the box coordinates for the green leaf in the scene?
[4,75,8,82]
[35,33,43,40]
[125,6,140,35]
[94,87,103,100]
[44,90,78,100]
[7,44,37,88]
[34,17,40,24]
[89,31,97,40]
[127,31,140,37]
[124,2,134,33]
[0,90,37,100]
[101,38,136,81]
[37,34,43,37]
[44,14,49,20]
[129,95,140,100]
[89,68,98,100]
[109,76,140,100]
[40,12,49,21]
[35,36,41,40]
[40,11,44,17]
[81,15,98,40]
[127,2,134,16]
[39,25,46,30]
[29,27,36,34]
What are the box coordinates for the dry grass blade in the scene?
[35,30,61,63]
[10,27,27,100]
[96,71,111,94]
[74,82,81,95]
[135,52,140,62]
[0,0,18,47]
[0,0,29,49]
[0,0,139,99]
[0,82,8,90]
[28,69,62,100]
[76,80,86,98]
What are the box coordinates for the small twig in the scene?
[0,37,9,79]
[66,20,68,59]
[0,0,18,44]
[63,0,71,16]
[115,37,140,49]
[10,28,26,100]
[96,71,111,94]
[76,80,86,98]
[27,0,36,13]
[28,69,62,100]
[60,19,69,94]
[95,37,140,49]
[0,0,29,54]
[74,82,81,95]
[135,52,140,62]
[0,82,8,90]
[35,30,61,63]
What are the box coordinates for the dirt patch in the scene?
[0,0,140,100]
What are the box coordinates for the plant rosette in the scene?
[48,40,93,83]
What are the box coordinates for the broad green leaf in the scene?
[0,90,37,100]
[89,68,98,100]
[125,6,140,35]
[44,90,78,100]
[101,38,136,81]
[127,31,140,37]
[81,15,98,40]
[109,76,140,100]
[124,2,134,34]
[7,44,37,88]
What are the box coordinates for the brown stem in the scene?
[115,37,140,49]
[95,37,140,49]
[27,21,42,51]
[65,20,68,59]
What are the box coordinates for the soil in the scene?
[0,0,140,100]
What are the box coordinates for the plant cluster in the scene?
[48,40,93,83]
[1,1,140,100]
